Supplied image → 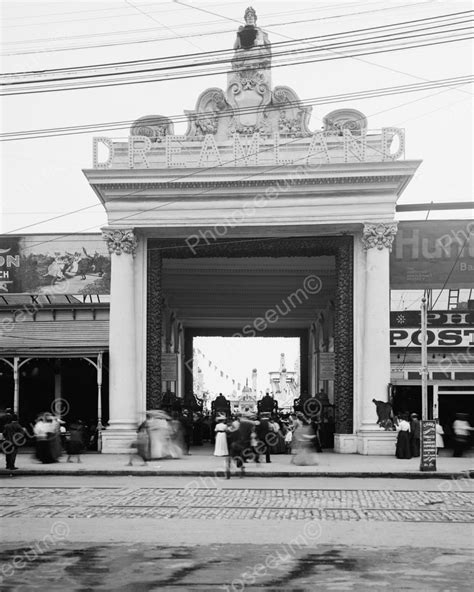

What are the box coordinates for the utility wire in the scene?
[6,84,459,246]
[4,11,471,75]
[2,35,472,96]
[0,3,450,56]
[2,76,472,141]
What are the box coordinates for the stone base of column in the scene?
[356,430,397,455]
[333,434,357,454]
[101,428,136,454]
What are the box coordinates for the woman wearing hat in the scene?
[214,414,229,457]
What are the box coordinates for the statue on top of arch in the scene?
[232,6,271,70]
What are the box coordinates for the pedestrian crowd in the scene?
[0,409,87,469]
[1,406,473,471]
[395,411,473,459]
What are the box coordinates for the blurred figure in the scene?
[395,413,412,459]
[66,420,84,463]
[148,410,172,459]
[180,410,193,455]
[128,417,150,466]
[435,420,445,455]
[255,413,272,463]
[227,414,254,478]
[453,413,473,457]
[410,413,421,457]
[34,413,62,463]
[291,414,318,466]
[2,413,25,470]
[169,414,184,458]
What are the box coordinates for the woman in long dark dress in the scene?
[395,414,412,459]
[34,414,62,463]
[66,421,84,463]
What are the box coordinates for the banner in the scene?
[0,237,21,293]
[390,327,474,348]
[391,311,474,327]
[0,234,110,295]
[391,221,474,289]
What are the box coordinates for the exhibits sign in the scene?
[319,352,335,380]
[162,353,178,381]
[420,419,437,472]
[391,221,474,289]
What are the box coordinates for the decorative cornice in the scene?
[102,228,137,256]
[362,222,398,251]
[104,175,402,191]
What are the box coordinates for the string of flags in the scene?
[194,347,242,391]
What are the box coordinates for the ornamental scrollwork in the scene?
[130,115,174,143]
[323,109,367,137]
[102,228,138,256]
[362,222,398,252]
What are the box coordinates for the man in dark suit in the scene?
[410,413,421,457]
[228,415,255,477]
[255,412,272,463]
[2,413,26,470]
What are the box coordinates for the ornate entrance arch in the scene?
[146,235,353,434]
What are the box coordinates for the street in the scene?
[1,476,473,591]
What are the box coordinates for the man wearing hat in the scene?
[255,412,273,463]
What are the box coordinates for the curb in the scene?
[1,469,473,479]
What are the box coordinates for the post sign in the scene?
[162,353,178,381]
[420,420,437,472]
[319,352,335,381]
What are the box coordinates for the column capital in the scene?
[362,222,398,252]
[102,228,138,256]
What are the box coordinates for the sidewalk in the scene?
[3,446,474,478]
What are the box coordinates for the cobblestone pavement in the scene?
[1,486,473,522]
[0,543,472,591]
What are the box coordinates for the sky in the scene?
[1,0,473,234]
[194,336,300,396]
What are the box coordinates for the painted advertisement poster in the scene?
[0,234,110,295]
[420,420,437,472]
[391,221,474,289]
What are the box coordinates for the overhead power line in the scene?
[0,1,442,55]
[3,83,468,240]
[1,75,472,142]
[4,10,471,75]
[1,29,472,95]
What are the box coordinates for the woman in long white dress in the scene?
[148,412,172,459]
[291,416,318,466]
[214,417,229,456]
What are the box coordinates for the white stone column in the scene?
[102,228,138,453]
[357,222,398,454]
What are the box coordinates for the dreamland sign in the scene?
[92,128,405,169]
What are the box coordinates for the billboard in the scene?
[391,221,474,289]
[0,234,110,295]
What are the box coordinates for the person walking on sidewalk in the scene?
[2,413,26,470]
[452,413,473,457]
[395,413,412,459]
[255,412,272,463]
[66,420,85,463]
[410,413,421,457]
[214,414,229,457]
